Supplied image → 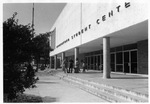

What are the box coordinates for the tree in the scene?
[32,32,53,71]
[3,12,37,101]
[3,12,34,64]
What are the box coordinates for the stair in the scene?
[55,73,148,103]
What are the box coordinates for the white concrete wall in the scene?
[50,0,148,56]
[81,0,148,44]
[50,3,81,55]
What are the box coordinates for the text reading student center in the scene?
[49,0,148,78]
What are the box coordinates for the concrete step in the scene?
[62,76,129,102]
[63,76,147,102]
[66,75,148,102]
[55,73,148,102]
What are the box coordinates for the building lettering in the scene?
[96,2,130,25]
[116,5,121,12]
[56,2,130,48]
[102,15,106,21]
[96,19,100,24]
[85,27,87,31]
[108,10,113,17]
[125,2,130,8]
[56,38,69,48]
[71,24,91,40]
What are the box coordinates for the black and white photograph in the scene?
[2,0,149,103]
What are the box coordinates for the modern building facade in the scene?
[49,0,148,77]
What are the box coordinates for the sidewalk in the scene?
[24,70,107,102]
[54,68,148,95]
[23,68,148,102]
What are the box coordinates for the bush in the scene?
[4,63,38,101]
[3,12,37,101]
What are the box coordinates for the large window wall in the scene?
[85,43,138,74]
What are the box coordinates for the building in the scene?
[49,0,148,78]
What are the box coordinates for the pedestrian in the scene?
[68,59,74,73]
[62,59,67,73]
[82,61,86,72]
[66,59,69,73]
[74,58,80,73]
[99,64,103,73]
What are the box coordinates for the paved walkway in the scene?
[24,71,107,102]
[53,68,148,95]
[24,68,148,102]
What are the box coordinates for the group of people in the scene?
[61,58,86,73]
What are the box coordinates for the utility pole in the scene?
[31,3,35,66]
[32,3,34,37]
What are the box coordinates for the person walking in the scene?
[99,64,103,73]
[68,59,74,73]
[82,61,86,72]
[74,58,80,73]
[62,59,67,73]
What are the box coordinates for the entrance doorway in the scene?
[85,49,137,74]
[124,50,137,73]
[85,54,103,70]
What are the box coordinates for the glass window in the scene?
[95,56,97,64]
[111,54,115,63]
[111,64,115,71]
[124,63,130,73]
[124,52,129,62]
[88,57,90,69]
[116,65,123,72]
[101,55,103,64]
[131,51,137,62]
[91,56,93,64]
[131,63,137,73]
[98,55,100,65]
[116,52,123,64]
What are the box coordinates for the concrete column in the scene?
[103,37,111,79]
[54,55,57,69]
[61,52,65,61]
[50,56,52,69]
[74,47,79,65]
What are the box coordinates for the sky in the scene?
[3,3,66,35]
[2,0,122,35]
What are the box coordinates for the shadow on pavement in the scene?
[37,81,59,84]
[5,93,57,102]
[111,76,148,79]
[42,96,58,102]
[79,71,102,74]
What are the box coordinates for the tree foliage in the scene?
[32,32,53,70]
[3,12,33,64]
[3,12,37,101]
